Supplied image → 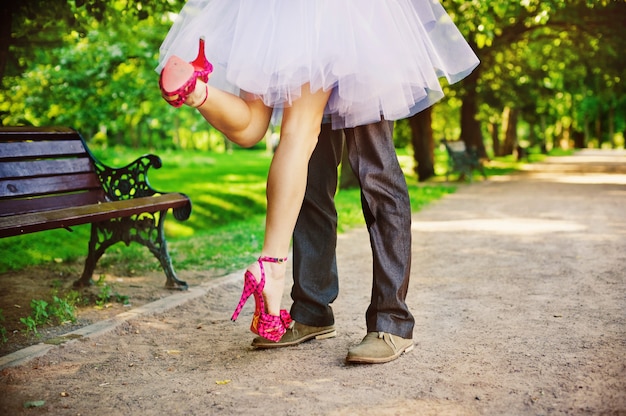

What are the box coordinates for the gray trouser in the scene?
[291,120,414,339]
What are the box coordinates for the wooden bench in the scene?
[442,139,487,182]
[0,126,192,290]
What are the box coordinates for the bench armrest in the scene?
[93,154,166,201]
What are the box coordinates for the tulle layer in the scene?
[157,0,479,129]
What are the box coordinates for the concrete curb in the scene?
[0,270,242,370]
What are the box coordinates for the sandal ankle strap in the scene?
[190,84,209,108]
[258,256,288,264]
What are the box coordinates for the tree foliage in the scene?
[1,0,223,150]
[1,0,624,154]
[445,0,626,151]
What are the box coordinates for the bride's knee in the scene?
[227,127,268,148]
[231,135,262,148]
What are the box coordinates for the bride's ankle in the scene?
[254,256,287,316]
[185,81,208,108]
[262,259,287,284]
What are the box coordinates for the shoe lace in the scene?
[378,332,398,350]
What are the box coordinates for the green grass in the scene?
[0,145,541,276]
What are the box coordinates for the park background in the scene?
[0,1,624,349]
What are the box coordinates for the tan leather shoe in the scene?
[346,332,414,364]
[251,321,336,349]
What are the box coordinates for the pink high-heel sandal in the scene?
[159,37,213,108]
[231,256,292,342]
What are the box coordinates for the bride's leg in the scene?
[195,85,273,148]
[161,58,272,148]
[252,84,332,316]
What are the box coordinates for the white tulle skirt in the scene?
[157,0,479,129]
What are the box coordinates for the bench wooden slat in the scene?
[0,158,94,179]
[0,126,77,138]
[0,190,105,217]
[0,140,87,160]
[0,193,189,237]
[0,172,102,198]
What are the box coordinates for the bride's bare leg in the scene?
[249,85,332,316]
[195,85,273,148]
[161,56,272,147]
[170,77,272,148]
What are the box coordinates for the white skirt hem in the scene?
[158,0,479,129]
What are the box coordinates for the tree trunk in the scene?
[572,130,585,148]
[489,122,500,157]
[556,118,571,150]
[608,106,615,148]
[0,4,14,83]
[583,114,591,147]
[501,106,518,156]
[409,107,435,182]
[528,122,537,148]
[460,69,487,158]
[540,114,549,153]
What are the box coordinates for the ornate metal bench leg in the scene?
[74,213,187,291]
[148,212,188,291]
[74,223,112,287]
[156,237,188,290]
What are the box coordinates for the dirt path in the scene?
[1,150,625,415]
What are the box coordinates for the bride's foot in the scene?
[231,256,291,342]
[247,257,286,316]
[159,37,212,108]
